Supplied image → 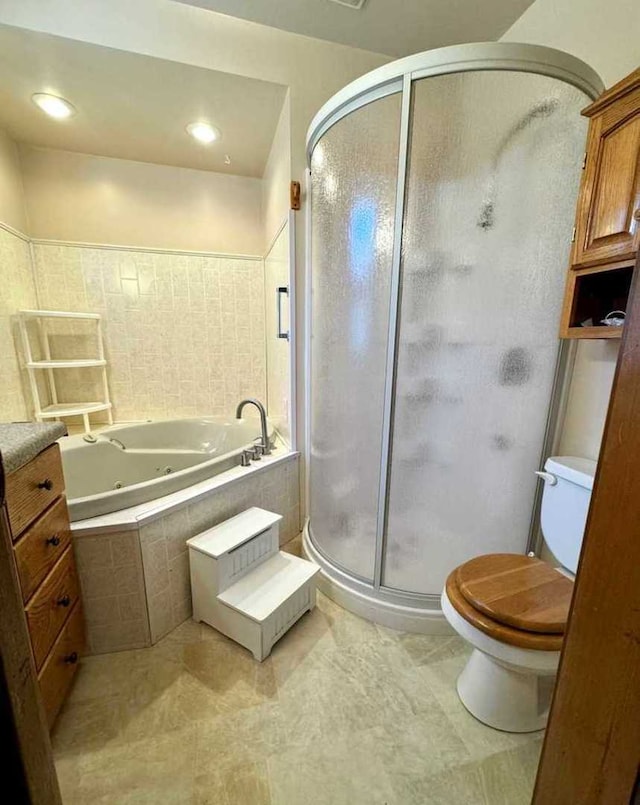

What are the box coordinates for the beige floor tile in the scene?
[222,760,271,805]
[52,695,124,754]
[53,603,541,805]
[398,632,469,667]
[478,739,543,805]
[374,707,472,780]
[268,728,395,805]
[66,725,197,803]
[389,759,487,805]
[195,702,288,773]
[192,770,229,805]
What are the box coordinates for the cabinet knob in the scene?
[634,208,640,221]
[46,534,61,547]
[63,652,78,665]
[57,595,71,608]
[37,478,53,491]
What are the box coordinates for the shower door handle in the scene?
[277,286,289,341]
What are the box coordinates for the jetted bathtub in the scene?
[60,417,274,521]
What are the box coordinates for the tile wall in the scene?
[30,244,266,422]
[73,529,150,654]
[0,226,38,419]
[74,455,300,653]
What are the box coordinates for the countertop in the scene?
[0,422,67,476]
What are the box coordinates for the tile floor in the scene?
[53,537,542,804]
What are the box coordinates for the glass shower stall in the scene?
[303,43,603,631]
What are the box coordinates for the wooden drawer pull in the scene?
[57,595,71,608]
[45,534,61,547]
[37,479,54,491]
[63,652,78,665]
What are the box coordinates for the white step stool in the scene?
[187,508,319,661]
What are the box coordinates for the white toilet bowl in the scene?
[441,587,560,732]
[440,456,596,734]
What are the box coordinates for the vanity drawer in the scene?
[38,602,84,727]
[14,496,72,603]
[6,444,65,537]
[26,546,80,670]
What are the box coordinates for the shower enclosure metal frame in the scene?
[303,43,603,631]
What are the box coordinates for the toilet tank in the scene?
[539,456,597,573]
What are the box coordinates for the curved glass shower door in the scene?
[383,72,588,595]
[309,91,402,581]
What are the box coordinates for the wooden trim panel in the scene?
[533,253,640,804]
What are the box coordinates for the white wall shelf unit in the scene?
[18,309,113,433]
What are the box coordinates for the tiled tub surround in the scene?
[72,452,300,654]
[0,224,38,419]
[30,243,266,422]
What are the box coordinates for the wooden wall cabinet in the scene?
[560,68,640,339]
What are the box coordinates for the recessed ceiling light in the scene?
[186,121,220,144]
[32,93,76,119]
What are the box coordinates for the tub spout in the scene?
[235,398,271,455]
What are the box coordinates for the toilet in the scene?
[441,456,596,733]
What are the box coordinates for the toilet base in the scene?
[457,649,555,733]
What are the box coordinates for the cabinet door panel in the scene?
[574,89,640,267]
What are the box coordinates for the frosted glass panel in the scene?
[383,72,589,595]
[309,93,401,580]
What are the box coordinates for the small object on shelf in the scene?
[17,310,113,434]
[600,310,626,327]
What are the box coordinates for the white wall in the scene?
[502,0,639,87]
[0,128,29,233]
[20,145,264,255]
[0,129,37,420]
[503,0,639,462]
[262,92,292,249]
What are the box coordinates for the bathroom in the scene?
[0,1,638,803]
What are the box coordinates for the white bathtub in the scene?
[60,417,274,521]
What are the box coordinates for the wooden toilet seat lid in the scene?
[456,554,574,634]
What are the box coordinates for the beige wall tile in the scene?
[141,539,170,597]
[148,589,174,643]
[169,552,191,605]
[118,590,148,623]
[74,529,151,654]
[30,244,267,422]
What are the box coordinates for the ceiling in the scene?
[173,0,535,58]
[0,24,287,177]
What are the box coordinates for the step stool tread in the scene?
[217,551,319,623]
[187,507,281,558]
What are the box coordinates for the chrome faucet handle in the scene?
[249,446,262,461]
[254,444,266,456]
[240,450,252,467]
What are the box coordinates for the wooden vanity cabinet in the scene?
[6,444,85,727]
[560,67,640,339]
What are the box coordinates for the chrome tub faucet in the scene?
[235,398,272,455]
